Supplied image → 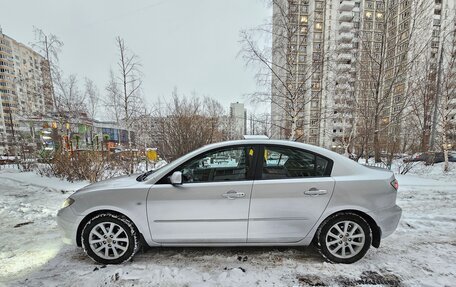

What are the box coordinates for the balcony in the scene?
[338,32,354,43]
[338,43,353,51]
[339,22,354,32]
[337,53,352,62]
[340,0,355,12]
[337,63,351,73]
[339,11,353,22]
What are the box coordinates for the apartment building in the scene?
[325,0,361,152]
[270,0,360,149]
[271,0,455,154]
[271,0,328,144]
[0,30,53,154]
[230,102,247,138]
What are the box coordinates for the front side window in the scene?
[176,146,255,183]
[262,146,331,179]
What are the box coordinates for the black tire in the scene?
[81,213,140,264]
[315,212,372,264]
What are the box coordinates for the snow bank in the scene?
[0,168,89,193]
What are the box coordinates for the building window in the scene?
[300,16,308,23]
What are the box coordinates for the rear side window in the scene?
[262,146,331,179]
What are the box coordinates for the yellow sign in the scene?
[147,149,158,161]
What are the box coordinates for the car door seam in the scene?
[246,144,260,243]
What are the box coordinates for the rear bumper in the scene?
[368,205,402,238]
[56,206,83,245]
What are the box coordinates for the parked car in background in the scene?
[403,151,456,164]
[57,138,402,265]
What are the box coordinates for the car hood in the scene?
[76,174,140,193]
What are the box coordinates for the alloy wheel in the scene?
[88,222,130,260]
[325,220,365,259]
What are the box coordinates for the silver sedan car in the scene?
[57,139,401,264]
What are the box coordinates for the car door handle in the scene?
[222,190,245,199]
[304,189,327,196]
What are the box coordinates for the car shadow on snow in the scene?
[134,244,324,264]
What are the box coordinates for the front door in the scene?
[247,145,335,243]
[147,145,257,243]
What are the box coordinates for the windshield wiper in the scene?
[136,170,155,182]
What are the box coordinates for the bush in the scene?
[35,149,147,183]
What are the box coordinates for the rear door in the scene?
[247,145,335,243]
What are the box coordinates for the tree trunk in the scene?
[289,115,297,141]
[374,114,381,163]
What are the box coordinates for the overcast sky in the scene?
[1,0,271,117]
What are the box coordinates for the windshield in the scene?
[136,160,168,182]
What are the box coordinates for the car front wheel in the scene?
[316,213,372,264]
[81,213,140,264]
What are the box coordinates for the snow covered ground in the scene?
[0,165,455,287]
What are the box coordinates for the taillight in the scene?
[390,179,399,190]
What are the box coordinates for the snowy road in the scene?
[0,171,455,286]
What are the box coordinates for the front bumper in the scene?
[56,206,83,245]
[368,204,402,238]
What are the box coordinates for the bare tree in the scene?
[239,0,325,141]
[104,69,123,123]
[407,54,437,152]
[248,112,273,137]
[436,25,456,172]
[203,96,227,142]
[152,90,228,160]
[31,27,64,112]
[84,78,100,144]
[354,0,433,162]
[114,37,143,150]
[54,73,87,119]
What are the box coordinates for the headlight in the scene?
[62,197,75,209]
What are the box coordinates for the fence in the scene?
[361,162,392,170]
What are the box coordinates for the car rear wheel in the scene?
[316,213,372,264]
[81,213,140,264]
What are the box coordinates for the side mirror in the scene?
[169,171,183,185]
